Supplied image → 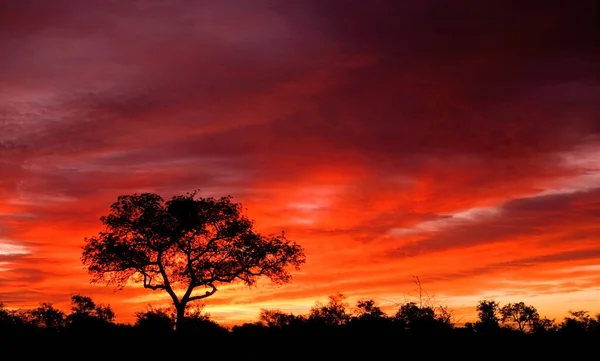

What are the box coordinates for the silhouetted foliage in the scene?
[259,309,305,329]
[308,293,351,327]
[347,299,393,336]
[135,305,175,335]
[2,293,600,358]
[560,310,600,334]
[475,300,501,332]
[395,302,436,331]
[68,294,115,322]
[532,316,558,334]
[29,302,66,330]
[500,302,540,332]
[0,302,23,330]
[180,303,229,337]
[65,295,116,335]
[81,191,306,332]
[354,299,385,319]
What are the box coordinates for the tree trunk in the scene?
[175,303,186,334]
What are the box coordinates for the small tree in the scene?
[29,303,66,329]
[82,192,306,332]
[350,299,391,333]
[499,302,540,332]
[532,316,557,333]
[259,309,305,329]
[560,310,600,334]
[354,299,386,319]
[394,302,437,331]
[475,300,500,332]
[0,303,19,329]
[309,293,350,326]
[67,295,115,324]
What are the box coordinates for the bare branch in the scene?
[188,284,218,302]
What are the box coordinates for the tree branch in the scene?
[188,284,218,302]
[185,245,198,286]
[157,251,180,307]
[141,271,166,291]
[190,235,228,263]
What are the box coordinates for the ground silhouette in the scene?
[1,293,599,359]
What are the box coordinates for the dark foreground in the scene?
[3,327,599,360]
[3,296,599,359]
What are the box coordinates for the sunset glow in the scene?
[1,0,599,326]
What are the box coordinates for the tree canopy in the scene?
[81,191,306,331]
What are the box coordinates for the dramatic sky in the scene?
[1,0,599,325]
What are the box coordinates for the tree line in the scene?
[1,293,598,337]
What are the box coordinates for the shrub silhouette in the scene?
[259,309,306,329]
[308,293,351,327]
[65,295,116,336]
[560,310,600,334]
[394,301,451,333]
[29,302,66,330]
[135,305,175,335]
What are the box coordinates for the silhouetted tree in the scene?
[29,303,66,330]
[500,302,540,332]
[560,310,600,334]
[259,309,305,329]
[0,302,18,329]
[394,302,439,332]
[69,295,114,321]
[81,191,306,332]
[7,291,600,356]
[309,293,350,326]
[532,316,557,334]
[475,300,500,332]
[0,304,35,338]
[348,299,392,335]
[66,295,115,332]
[354,299,386,319]
[400,276,455,329]
[0,303,11,324]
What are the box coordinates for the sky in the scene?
[1,0,599,326]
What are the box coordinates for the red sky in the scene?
[1,0,599,326]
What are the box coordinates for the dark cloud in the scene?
[0,254,27,263]
[0,267,56,284]
[392,188,600,257]
[2,0,597,163]
[426,248,600,286]
[0,290,46,304]
[500,248,600,267]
